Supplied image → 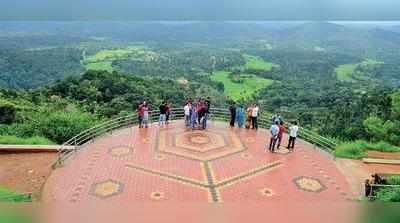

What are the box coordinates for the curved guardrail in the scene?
[53,107,337,168]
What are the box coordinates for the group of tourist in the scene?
[137,99,299,151]
[183,97,211,130]
[228,103,259,130]
[137,100,172,128]
[269,113,298,153]
[158,101,172,127]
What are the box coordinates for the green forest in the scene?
[1,21,400,158]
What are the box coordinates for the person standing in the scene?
[202,101,210,129]
[236,105,245,128]
[269,121,280,152]
[272,112,283,124]
[229,102,236,127]
[159,101,167,127]
[137,101,145,128]
[184,101,191,128]
[251,103,259,130]
[277,121,285,149]
[287,121,299,152]
[142,101,149,128]
[204,97,211,129]
[165,101,171,125]
[245,105,252,129]
[190,102,198,129]
[196,99,204,125]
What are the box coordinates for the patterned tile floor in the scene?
[42,120,355,222]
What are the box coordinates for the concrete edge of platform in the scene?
[0,144,75,153]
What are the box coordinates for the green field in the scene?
[241,54,277,71]
[335,64,358,82]
[336,59,384,82]
[211,71,273,101]
[85,61,114,72]
[83,46,157,72]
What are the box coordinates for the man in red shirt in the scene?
[277,120,285,149]
[137,102,145,128]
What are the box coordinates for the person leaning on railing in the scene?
[365,174,389,197]
[137,101,145,128]
[184,100,191,128]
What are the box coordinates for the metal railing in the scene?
[53,107,337,168]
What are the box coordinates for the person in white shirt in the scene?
[184,101,192,128]
[287,121,299,152]
[251,103,259,130]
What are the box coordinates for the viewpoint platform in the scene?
[42,120,354,222]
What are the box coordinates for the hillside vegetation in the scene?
[0,21,400,153]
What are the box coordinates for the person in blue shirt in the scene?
[190,102,198,129]
[236,105,245,128]
[268,121,280,152]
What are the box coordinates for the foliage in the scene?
[387,176,400,185]
[363,113,400,146]
[0,135,54,145]
[0,21,400,149]
[334,140,367,159]
[29,112,98,144]
[49,70,206,118]
[0,46,84,89]
[375,187,400,202]
[0,99,16,124]
[335,59,384,82]
[366,141,400,153]
[392,91,400,118]
[334,140,400,159]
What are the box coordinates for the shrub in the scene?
[387,176,400,185]
[0,99,16,124]
[375,187,400,202]
[334,140,367,159]
[366,141,400,153]
[0,123,38,138]
[335,140,400,159]
[31,112,98,144]
[0,135,54,145]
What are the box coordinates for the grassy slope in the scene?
[83,46,150,72]
[334,140,400,159]
[211,54,275,101]
[211,71,273,101]
[335,59,384,82]
[0,135,55,145]
[242,54,276,71]
[335,64,358,82]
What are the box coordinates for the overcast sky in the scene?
[1,0,400,21]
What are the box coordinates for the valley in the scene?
[0,21,400,146]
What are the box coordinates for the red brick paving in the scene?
[42,120,355,222]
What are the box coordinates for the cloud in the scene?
[1,0,399,21]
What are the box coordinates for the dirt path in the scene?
[0,152,57,201]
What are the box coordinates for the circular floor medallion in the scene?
[150,191,165,200]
